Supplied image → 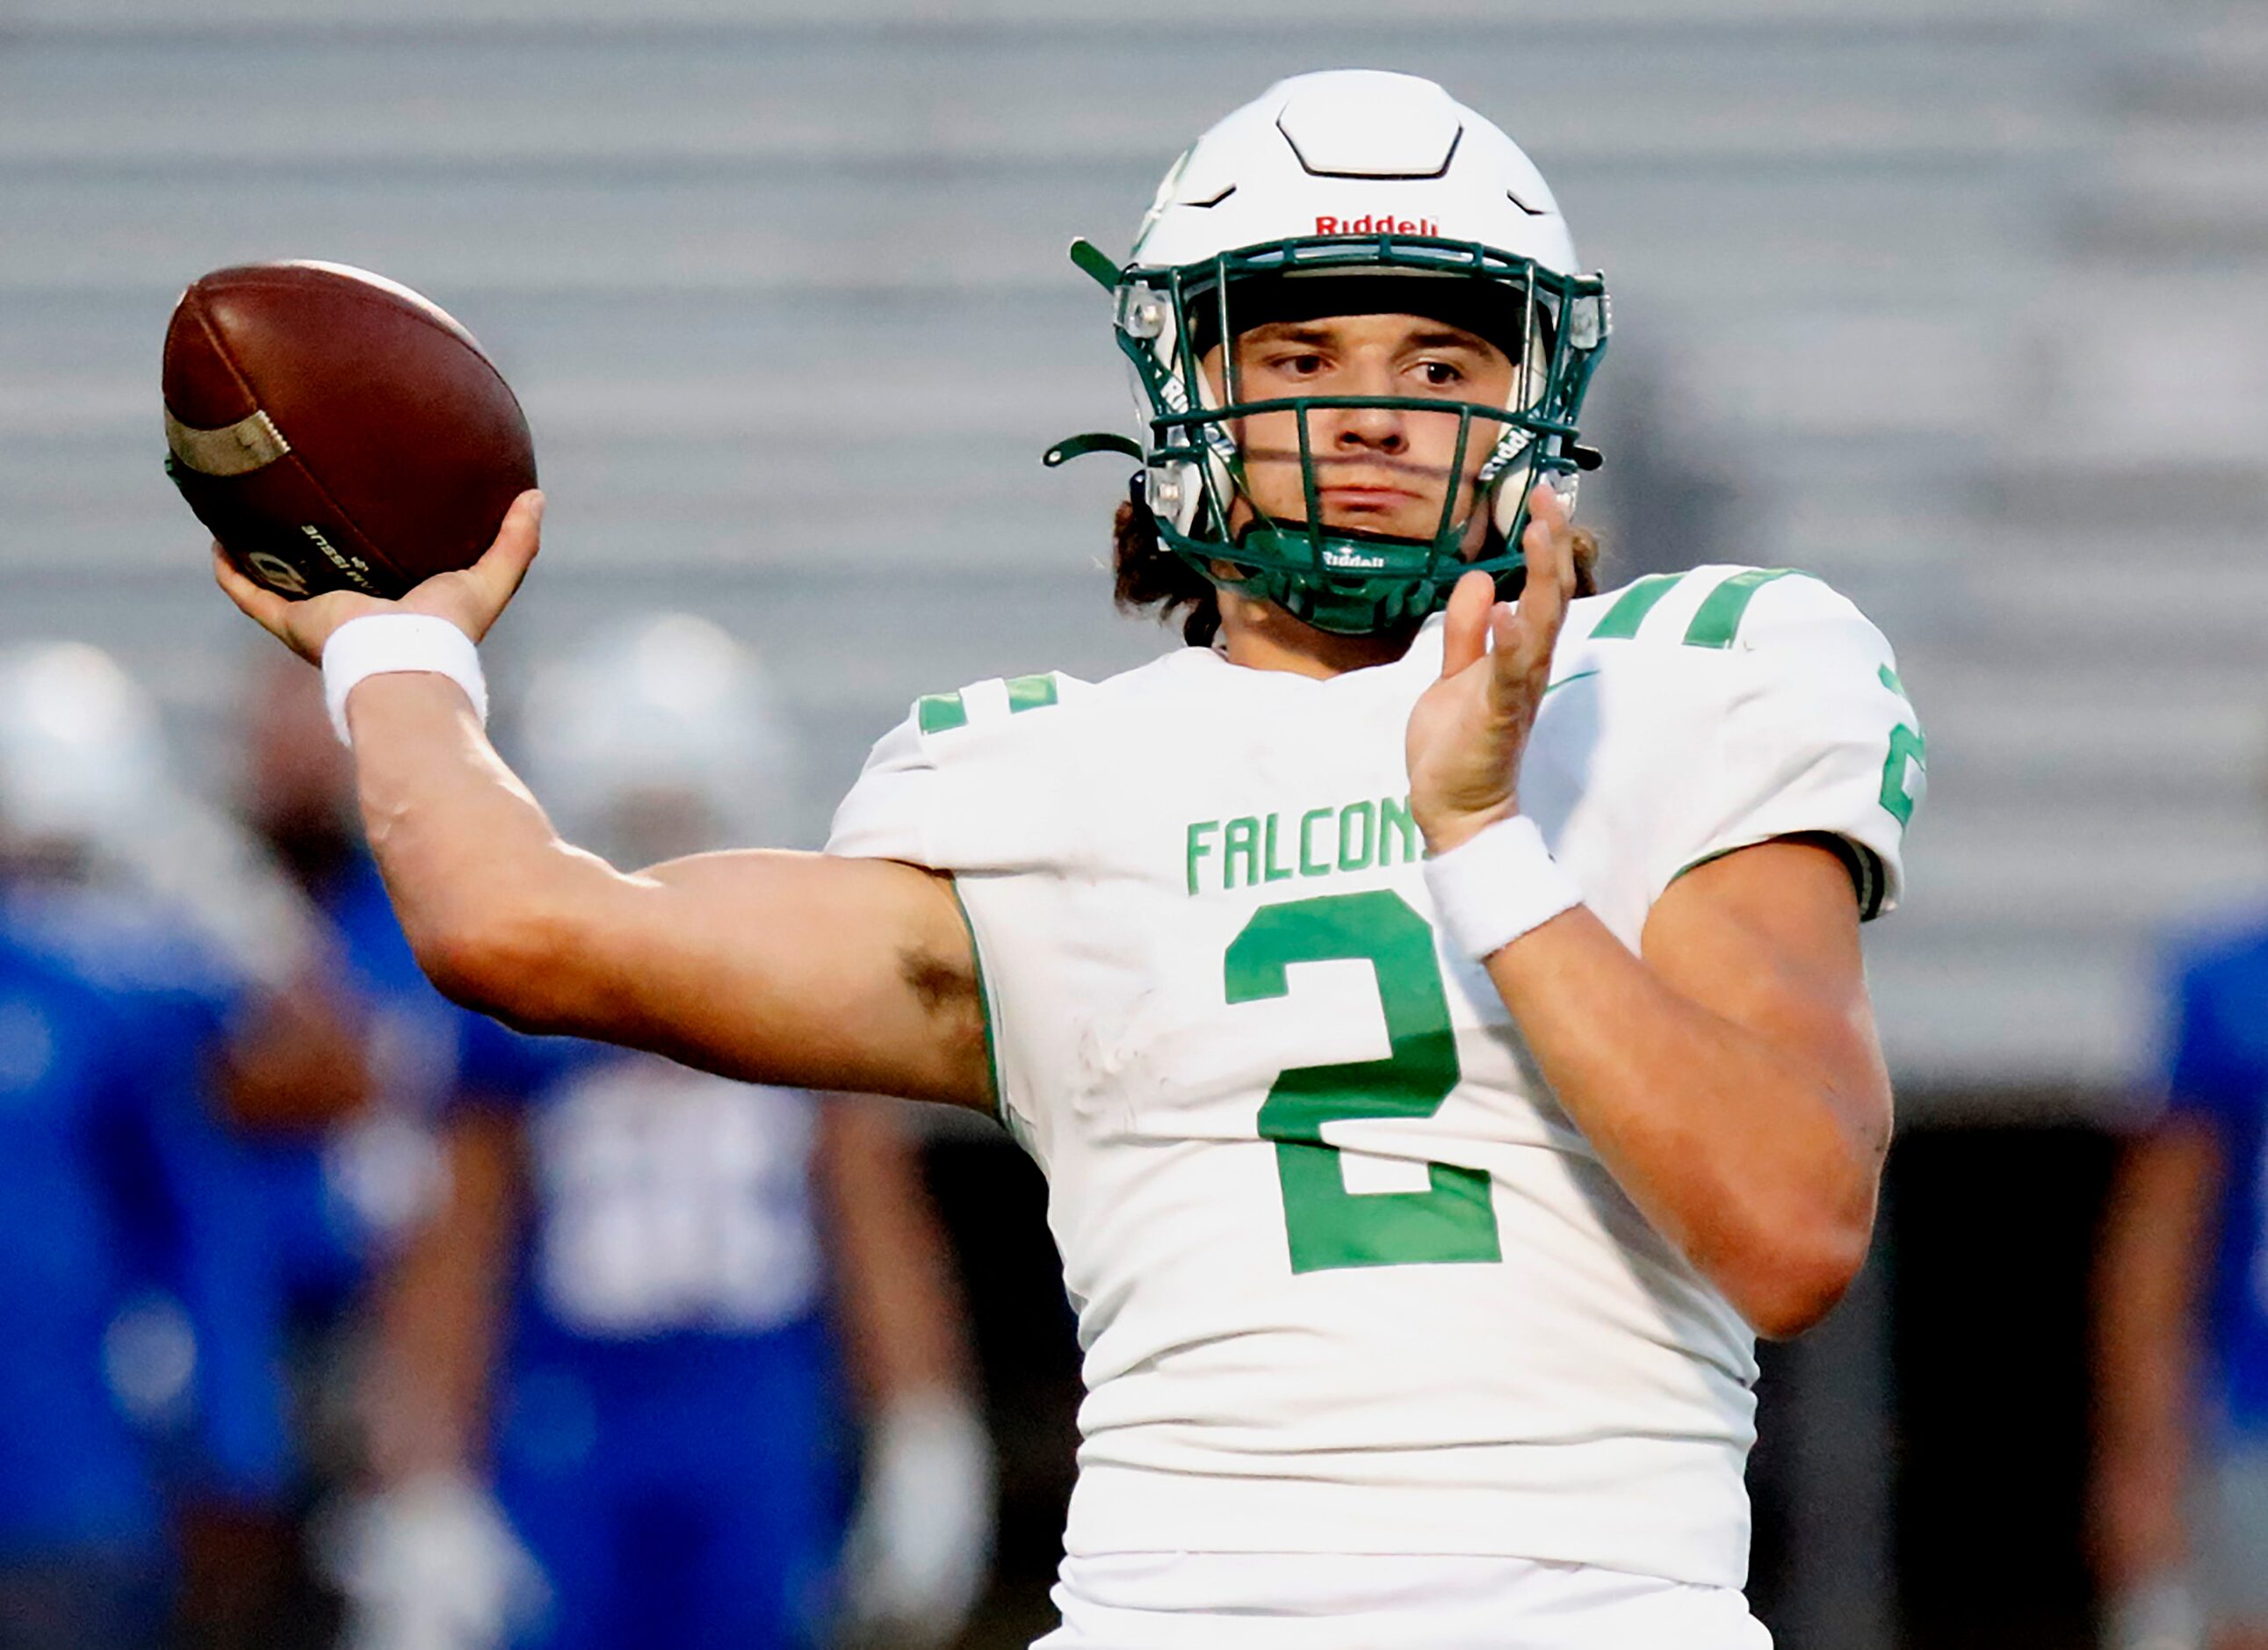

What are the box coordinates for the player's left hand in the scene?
[1406,481,1577,854]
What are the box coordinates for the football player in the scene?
[0,642,365,1649]
[217,70,1925,1648]
[2092,916,2268,1650]
[329,616,992,1650]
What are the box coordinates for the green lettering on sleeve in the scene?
[915,691,968,734]
[1337,801,1376,872]
[1187,820,1220,895]
[1006,673,1059,714]
[1378,795,1420,866]
[1877,663,1925,830]
[1879,729,1925,829]
[1223,817,1260,889]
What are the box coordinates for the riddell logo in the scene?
[1316,214,1441,236]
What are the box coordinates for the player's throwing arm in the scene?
[213,500,994,1113]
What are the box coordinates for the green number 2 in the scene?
[1877,664,1925,830]
[1224,890,1502,1274]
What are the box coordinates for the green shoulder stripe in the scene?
[916,691,969,734]
[920,673,1059,735]
[1588,572,1683,640]
[1681,568,1805,650]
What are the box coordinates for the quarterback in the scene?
[216,72,1924,1648]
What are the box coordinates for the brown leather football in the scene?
[163,261,537,601]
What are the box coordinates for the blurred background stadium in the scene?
[3,0,2264,1646]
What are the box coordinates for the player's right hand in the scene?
[213,488,544,666]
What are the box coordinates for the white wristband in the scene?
[1422,814,1584,961]
[321,614,488,746]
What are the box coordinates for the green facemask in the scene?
[1054,233,1609,637]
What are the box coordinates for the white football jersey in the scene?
[827,565,1922,1588]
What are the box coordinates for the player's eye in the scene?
[1415,359,1465,388]
[1267,352,1327,378]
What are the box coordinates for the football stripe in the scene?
[163,406,291,477]
[1587,571,1682,640]
[917,691,971,734]
[1681,568,1804,649]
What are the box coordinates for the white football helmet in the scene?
[0,642,170,854]
[0,641,316,987]
[1056,70,1610,634]
[515,614,799,869]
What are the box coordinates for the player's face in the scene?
[1203,313,1517,549]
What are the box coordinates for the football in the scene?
[163,261,537,601]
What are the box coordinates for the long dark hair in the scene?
[1111,484,1601,648]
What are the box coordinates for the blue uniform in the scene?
[150,850,512,1504]
[0,887,289,1648]
[4,851,476,1547]
[184,849,517,1480]
[288,857,853,1645]
[2162,917,2268,1438]
[460,1029,851,1650]
[0,887,295,1518]
[296,851,490,1292]
[0,923,169,1562]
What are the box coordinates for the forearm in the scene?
[1484,897,1886,1335]
[214,977,371,1132]
[2091,1350,2193,1590]
[820,1096,975,1408]
[2094,1244,2195,1515]
[2091,1124,2218,1584]
[346,674,607,1017]
[360,1112,520,1483]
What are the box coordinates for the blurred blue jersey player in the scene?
[0,643,366,1650]
[0,920,176,1650]
[316,619,993,1650]
[2095,915,2268,1650]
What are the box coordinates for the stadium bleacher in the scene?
[2,0,2258,1094]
